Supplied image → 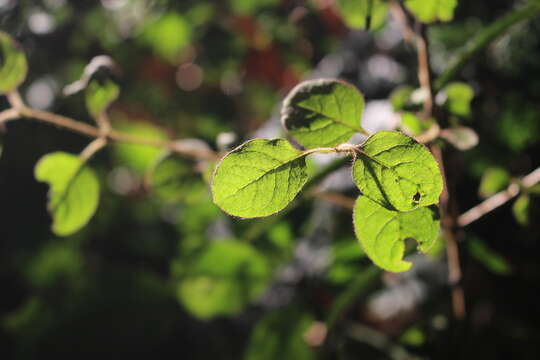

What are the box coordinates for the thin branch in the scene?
[4,91,218,161]
[80,137,107,161]
[457,167,540,227]
[415,22,434,117]
[0,108,19,124]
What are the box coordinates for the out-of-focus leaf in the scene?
[35,152,100,236]
[353,196,440,272]
[400,112,434,136]
[389,86,414,112]
[405,0,458,23]
[0,31,27,93]
[478,167,510,198]
[245,307,316,360]
[25,242,83,288]
[140,13,192,62]
[147,152,206,203]
[230,0,279,15]
[113,121,168,174]
[400,327,426,347]
[496,99,540,152]
[440,126,479,150]
[282,79,366,148]
[336,0,389,30]
[467,237,512,275]
[85,78,119,117]
[443,82,474,117]
[327,238,366,285]
[212,139,308,218]
[513,195,530,226]
[176,241,271,319]
[352,131,443,212]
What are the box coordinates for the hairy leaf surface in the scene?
[353,196,440,272]
[405,0,458,23]
[35,152,99,236]
[282,79,365,148]
[353,131,442,211]
[212,139,308,218]
[0,31,27,93]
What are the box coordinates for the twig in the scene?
[0,108,19,124]
[4,91,218,161]
[80,137,107,161]
[458,167,540,227]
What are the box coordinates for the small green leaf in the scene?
[478,167,510,198]
[353,131,443,212]
[0,31,28,93]
[282,79,366,149]
[444,82,474,117]
[353,196,440,272]
[176,241,270,319]
[85,78,119,117]
[245,307,316,360]
[467,237,512,275]
[405,0,458,23]
[513,195,530,226]
[35,152,100,236]
[147,153,207,203]
[212,139,308,218]
[400,112,434,136]
[389,85,414,112]
[336,0,389,30]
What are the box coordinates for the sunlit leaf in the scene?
[353,196,440,272]
[513,195,530,226]
[352,131,443,212]
[35,152,100,236]
[85,78,119,117]
[245,307,316,360]
[478,167,510,198]
[0,31,27,93]
[176,241,270,319]
[282,79,366,148]
[405,0,458,23]
[212,139,308,218]
[336,0,389,30]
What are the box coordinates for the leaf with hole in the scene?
[405,0,458,23]
[0,31,27,93]
[85,78,119,117]
[352,131,443,212]
[353,196,440,272]
[282,79,366,148]
[212,139,308,218]
[35,152,100,236]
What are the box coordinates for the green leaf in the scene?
[389,85,414,112]
[245,307,316,360]
[352,131,443,212]
[466,237,512,275]
[281,79,366,149]
[478,167,510,198]
[444,82,474,117]
[176,241,270,319]
[139,13,192,63]
[85,78,119,117]
[336,0,389,30]
[34,152,100,236]
[212,139,308,218]
[513,195,530,226]
[147,152,207,203]
[405,0,458,23]
[400,112,434,136]
[0,31,28,93]
[113,120,168,174]
[353,196,440,272]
